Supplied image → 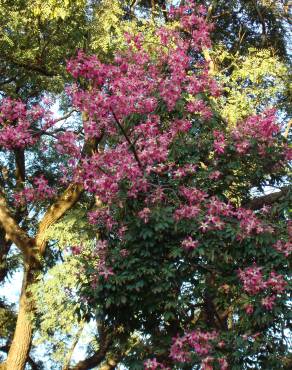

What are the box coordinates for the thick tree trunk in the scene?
[5,265,36,370]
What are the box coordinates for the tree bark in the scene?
[0,228,11,284]
[244,186,290,210]
[5,265,36,370]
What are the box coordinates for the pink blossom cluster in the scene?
[64,5,222,216]
[209,170,221,180]
[266,271,287,293]
[55,131,81,157]
[272,240,292,257]
[171,163,197,179]
[0,98,46,149]
[213,130,227,155]
[93,240,114,280]
[238,265,263,295]
[174,204,201,221]
[238,265,287,310]
[180,186,208,204]
[231,110,280,155]
[170,330,222,366]
[173,186,272,239]
[138,207,151,223]
[187,99,213,120]
[201,356,228,370]
[88,208,116,231]
[144,358,169,370]
[235,208,264,236]
[168,1,212,50]
[206,197,233,217]
[181,236,199,250]
[261,295,277,310]
[78,146,140,203]
[14,176,56,206]
[200,196,234,231]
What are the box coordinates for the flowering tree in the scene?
[0,1,291,369]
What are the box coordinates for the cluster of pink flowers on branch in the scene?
[231,109,280,155]
[238,265,287,311]
[168,330,228,369]
[145,330,227,370]
[0,98,46,149]
[14,175,56,206]
[144,358,169,370]
[68,34,218,204]
[272,240,292,257]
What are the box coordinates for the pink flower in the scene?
[235,140,250,154]
[99,267,114,280]
[235,208,263,237]
[199,221,210,232]
[181,237,199,250]
[120,249,129,257]
[72,245,83,255]
[272,240,292,257]
[245,304,254,315]
[238,265,265,295]
[55,131,81,157]
[213,130,227,154]
[261,295,276,310]
[231,110,280,153]
[138,208,151,223]
[209,171,221,180]
[179,186,207,204]
[14,175,55,206]
[174,205,201,221]
[186,99,212,120]
[144,358,167,370]
[170,330,218,363]
[202,357,214,370]
[266,271,287,293]
[218,358,228,370]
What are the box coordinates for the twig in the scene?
[111,110,142,168]
[284,119,291,138]
[53,110,77,124]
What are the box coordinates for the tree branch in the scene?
[252,0,267,40]
[35,183,83,255]
[244,186,290,210]
[284,119,291,138]
[36,112,100,255]
[53,110,77,124]
[0,191,36,263]
[69,335,113,370]
[62,321,85,370]
[3,56,56,77]
[111,110,142,168]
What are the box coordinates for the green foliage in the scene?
[0,0,89,99]
[213,46,288,124]
[0,300,16,339]
[43,205,96,249]
[29,0,87,20]
[32,258,84,364]
[0,0,172,100]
